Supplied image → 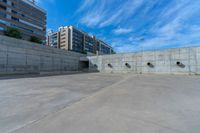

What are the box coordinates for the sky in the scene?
[36,0,200,53]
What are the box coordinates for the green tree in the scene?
[30,36,42,44]
[4,28,22,39]
[82,50,87,54]
[111,49,116,54]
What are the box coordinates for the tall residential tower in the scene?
[0,0,46,42]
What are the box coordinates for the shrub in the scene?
[4,27,22,39]
[111,50,116,54]
[30,36,42,44]
[82,50,87,54]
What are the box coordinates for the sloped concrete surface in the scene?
[9,74,200,133]
[0,73,123,133]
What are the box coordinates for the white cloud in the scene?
[78,0,145,27]
[76,0,95,13]
[79,0,109,27]
[100,0,144,27]
[113,28,133,35]
[136,0,200,51]
[81,14,105,27]
[36,0,55,4]
[76,0,200,52]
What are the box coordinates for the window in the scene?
[61,41,66,44]
[0,0,7,3]
[0,19,10,25]
[11,16,19,21]
[11,10,17,14]
[0,11,6,18]
[11,24,33,33]
[20,19,43,30]
[21,13,45,26]
[0,27,4,31]
[0,4,6,10]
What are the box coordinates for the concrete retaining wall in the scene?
[88,47,200,75]
[1,35,200,75]
[0,35,85,75]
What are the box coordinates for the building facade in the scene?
[47,26,114,55]
[96,39,114,55]
[0,0,46,42]
[59,26,69,50]
[69,26,85,53]
[47,30,60,48]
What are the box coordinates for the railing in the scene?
[21,0,46,13]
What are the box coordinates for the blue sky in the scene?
[36,0,200,53]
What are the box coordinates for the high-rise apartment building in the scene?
[59,26,69,50]
[47,30,60,48]
[47,26,114,55]
[96,39,114,55]
[0,0,46,42]
[68,26,86,53]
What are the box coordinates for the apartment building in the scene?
[0,0,46,42]
[84,34,96,54]
[68,26,86,53]
[96,39,114,55]
[59,26,69,50]
[47,26,114,55]
[47,30,60,48]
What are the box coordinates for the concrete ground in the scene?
[0,73,200,133]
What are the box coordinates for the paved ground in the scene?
[0,73,123,133]
[0,73,200,133]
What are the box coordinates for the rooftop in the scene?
[22,0,46,13]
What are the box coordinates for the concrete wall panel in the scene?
[0,35,84,75]
[88,46,200,75]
